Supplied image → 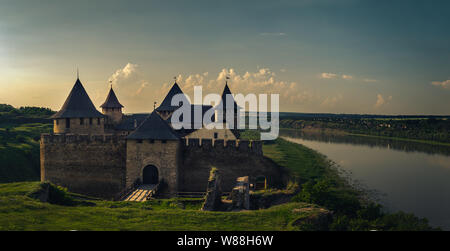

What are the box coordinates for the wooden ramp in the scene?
[122,184,158,202]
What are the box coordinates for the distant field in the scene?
[279,114,450,144]
[277,112,450,120]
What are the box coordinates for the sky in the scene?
[0,0,449,114]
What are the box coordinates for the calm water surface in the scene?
[280,129,450,229]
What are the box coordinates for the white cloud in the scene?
[259,32,286,36]
[172,67,313,106]
[320,73,378,82]
[321,94,343,107]
[363,78,377,83]
[431,79,450,89]
[320,73,354,80]
[106,65,351,112]
[342,74,353,80]
[320,73,338,79]
[108,63,139,84]
[374,94,392,108]
[135,82,149,96]
[106,63,167,112]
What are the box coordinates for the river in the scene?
[280,129,450,230]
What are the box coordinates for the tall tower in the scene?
[100,85,124,125]
[216,80,240,133]
[156,80,189,120]
[50,78,104,134]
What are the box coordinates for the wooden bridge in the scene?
[121,185,230,201]
[122,184,158,202]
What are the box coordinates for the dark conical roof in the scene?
[51,78,104,119]
[217,83,239,111]
[100,86,124,108]
[156,82,190,112]
[127,111,180,140]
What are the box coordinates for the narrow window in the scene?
[214,132,218,139]
[162,140,167,144]
[80,118,84,125]
[56,120,59,125]
[89,118,93,125]
[150,139,155,144]
[66,118,70,128]
[98,118,101,125]
[137,139,143,144]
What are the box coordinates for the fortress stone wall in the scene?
[40,134,127,199]
[41,134,284,199]
[179,139,284,192]
[126,139,182,194]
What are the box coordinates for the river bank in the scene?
[265,136,438,230]
[281,127,450,147]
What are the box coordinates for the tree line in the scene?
[280,117,450,144]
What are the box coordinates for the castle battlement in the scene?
[183,138,262,155]
[41,133,126,144]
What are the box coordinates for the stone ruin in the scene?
[201,167,223,211]
[201,168,251,211]
[229,176,250,210]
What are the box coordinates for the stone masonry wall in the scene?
[53,118,105,134]
[102,108,123,125]
[180,139,284,192]
[40,133,127,200]
[126,139,181,194]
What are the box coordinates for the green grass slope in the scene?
[0,182,325,231]
[0,123,52,183]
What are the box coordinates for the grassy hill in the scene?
[0,104,54,183]
[0,182,326,231]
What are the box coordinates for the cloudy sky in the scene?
[0,0,449,114]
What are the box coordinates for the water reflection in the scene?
[280,129,450,156]
[279,129,450,229]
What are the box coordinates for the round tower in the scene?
[100,85,124,125]
[50,78,105,134]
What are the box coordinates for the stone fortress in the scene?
[40,77,283,200]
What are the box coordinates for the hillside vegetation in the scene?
[0,182,328,231]
[0,104,54,183]
[280,116,450,144]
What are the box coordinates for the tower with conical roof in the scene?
[51,78,104,134]
[215,80,241,132]
[156,80,190,120]
[101,85,124,126]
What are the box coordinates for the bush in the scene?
[292,179,361,216]
[47,184,75,206]
[329,206,440,231]
[329,215,350,231]
[377,211,438,231]
[28,182,76,206]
